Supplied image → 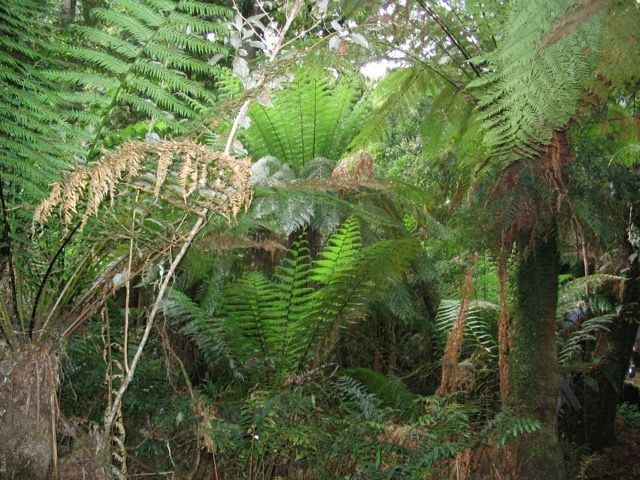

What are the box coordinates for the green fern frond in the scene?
[343,367,417,419]
[243,70,367,166]
[337,375,384,421]
[558,273,622,306]
[54,0,232,156]
[311,216,361,284]
[219,272,276,365]
[0,0,72,203]
[270,237,316,375]
[558,313,614,366]
[182,219,415,385]
[435,299,499,359]
[470,0,605,159]
[610,143,640,167]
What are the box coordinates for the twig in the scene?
[415,0,482,77]
[123,193,139,373]
[99,0,305,458]
[30,223,82,338]
[100,211,206,452]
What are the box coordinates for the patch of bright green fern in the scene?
[50,0,232,157]
[243,69,368,166]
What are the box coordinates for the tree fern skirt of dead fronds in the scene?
[33,139,253,230]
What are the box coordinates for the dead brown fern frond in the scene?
[332,150,374,181]
[497,245,511,404]
[436,254,478,397]
[33,140,253,230]
[197,231,286,254]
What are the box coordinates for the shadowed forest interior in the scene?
[1,0,640,479]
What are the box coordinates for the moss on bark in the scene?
[508,230,566,480]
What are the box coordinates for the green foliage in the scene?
[243,70,368,166]
[412,397,475,466]
[0,0,239,345]
[556,274,620,368]
[52,0,232,155]
[8,1,640,476]
[311,216,361,283]
[342,367,417,419]
[470,0,605,158]
[558,274,622,307]
[598,2,640,87]
[351,66,436,149]
[434,299,499,360]
[60,313,200,473]
[198,382,398,479]
[337,374,384,421]
[249,156,343,236]
[166,218,417,385]
[484,407,541,447]
[617,402,640,429]
[0,0,71,202]
[611,143,640,168]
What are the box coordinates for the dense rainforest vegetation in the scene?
[1,0,640,479]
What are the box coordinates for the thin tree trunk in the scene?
[60,0,76,25]
[508,229,565,479]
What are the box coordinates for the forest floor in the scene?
[581,420,640,480]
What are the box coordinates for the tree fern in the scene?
[470,0,605,159]
[0,0,235,328]
[0,0,77,336]
[249,156,345,236]
[0,0,71,203]
[50,0,232,158]
[175,218,416,385]
[243,70,367,166]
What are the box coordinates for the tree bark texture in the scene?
[60,0,76,25]
[508,230,566,480]
[0,343,58,480]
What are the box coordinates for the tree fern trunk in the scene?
[508,229,565,480]
[0,343,58,480]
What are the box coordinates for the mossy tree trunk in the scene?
[508,230,566,480]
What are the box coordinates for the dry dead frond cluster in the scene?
[197,231,286,254]
[33,140,253,230]
[331,150,374,181]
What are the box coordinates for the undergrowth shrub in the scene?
[60,313,198,475]
[196,375,542,480]
[617,402,640,429]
